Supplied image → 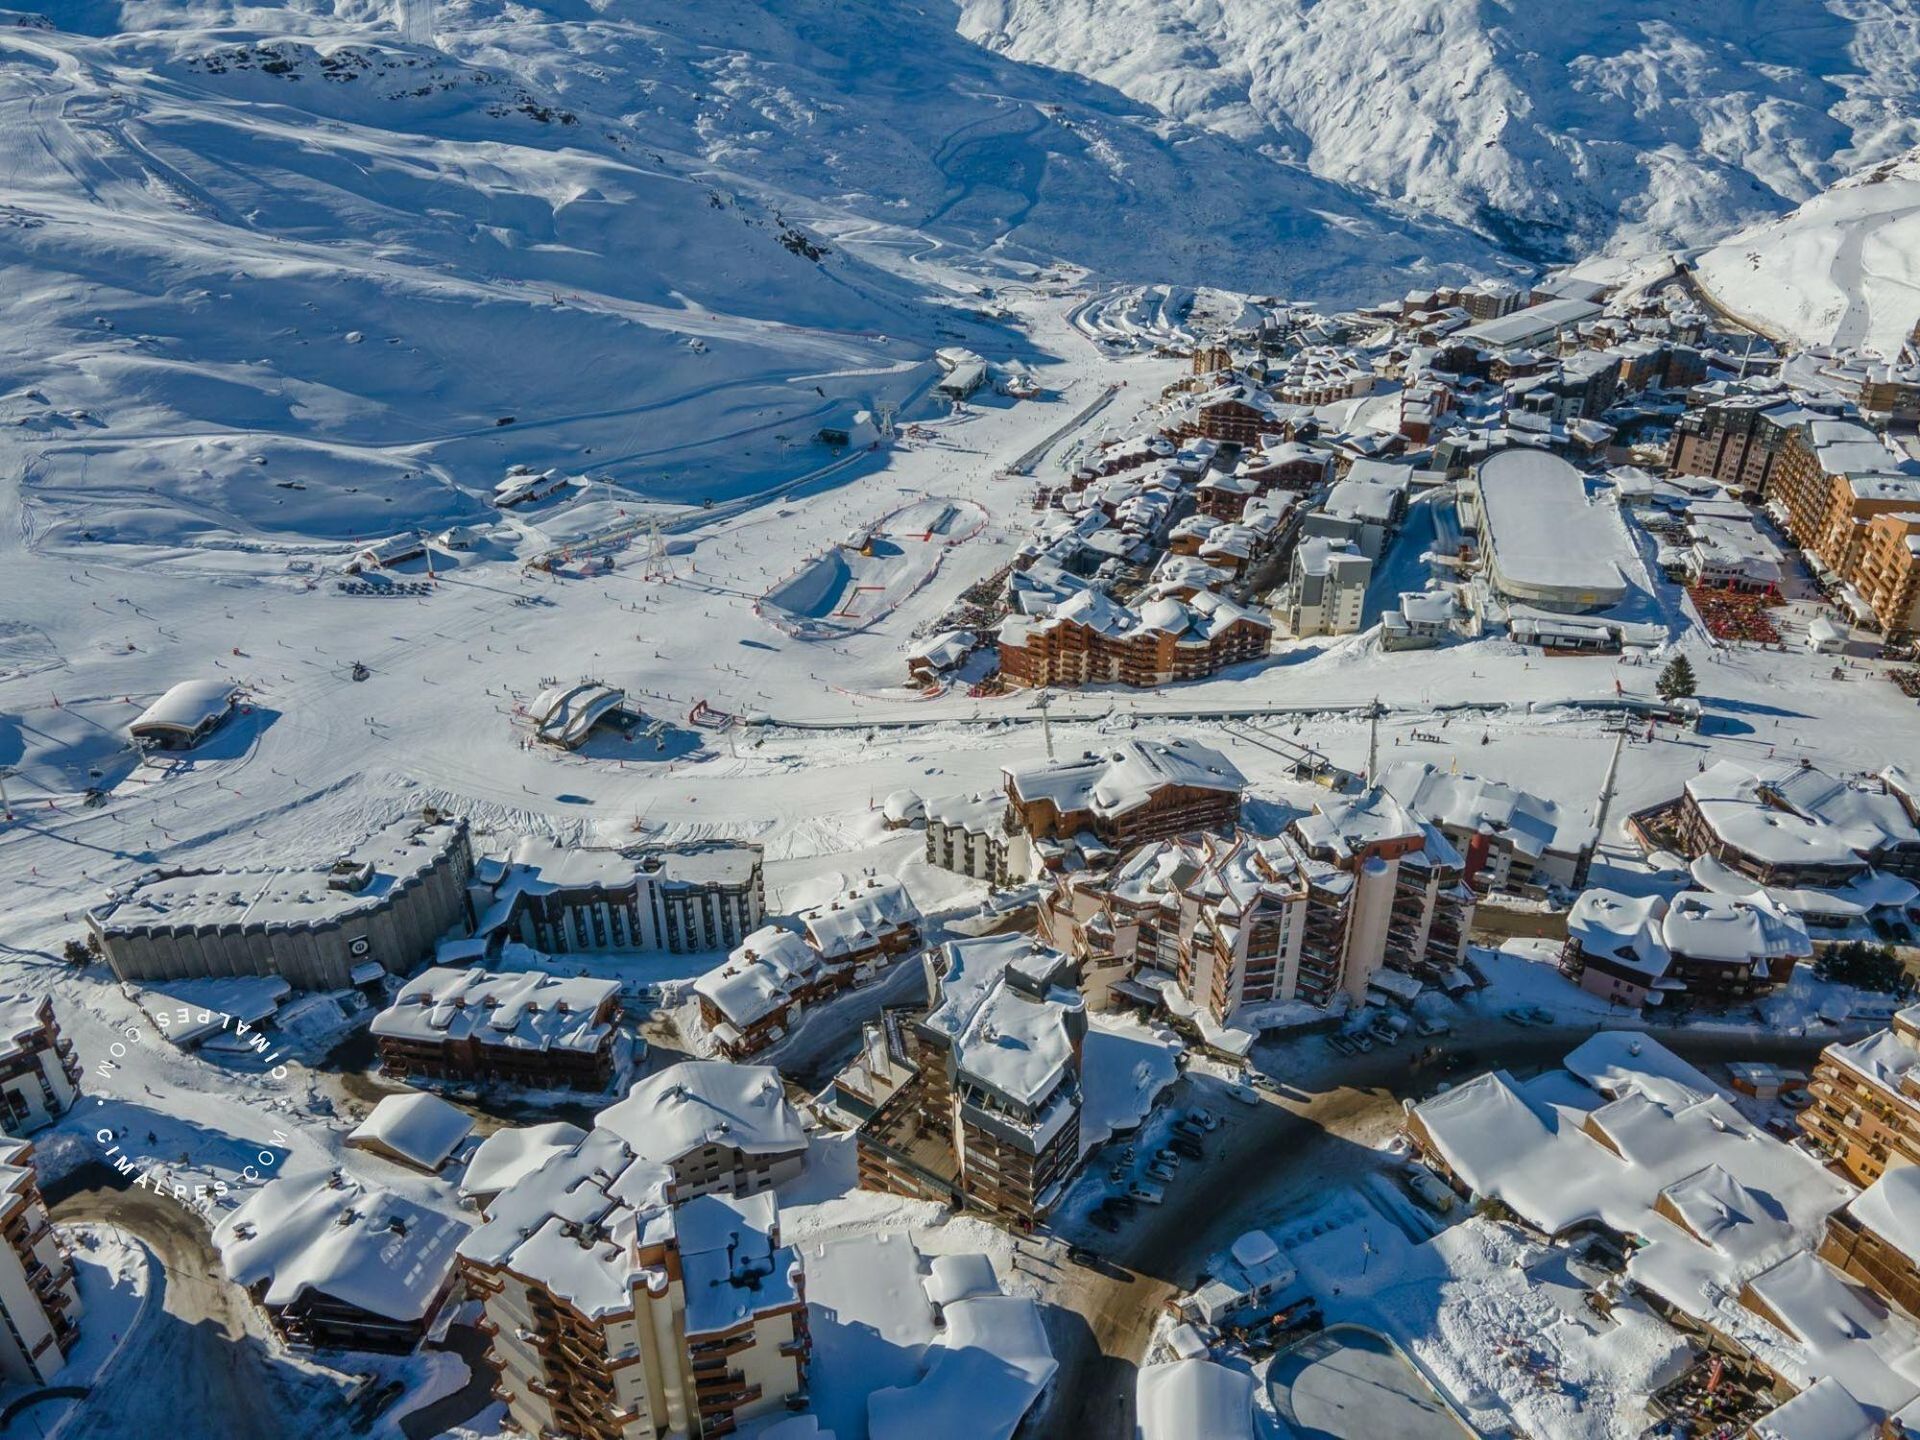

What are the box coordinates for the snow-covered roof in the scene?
[1412,1035,1856,1345]
[460,1121,588,1201]
[1381,759,1595,859]
[1750,1378,1878,1440]
[925,937,1083,1113]
[1686,759,1918,867]
[129,678,235,738]
[94,814,468,936]
[923,790,1006,833]
[695,924,821,1028]
[371,960,620,1056]
[215,1168,467,1321]
[1005,739,1244,822]
[798,876,920,959]
[677,1189,802,1337]
[134,974,289,1047]
[1742,1249,1920,1413]
[596,1060,806,1164]
[1135,1359,1256,1440]
[528,680,625,747]
[0,996,50,1064]
[1291,787,1426,860]
[867,1293,1057,1440]
[1843,1166,1920,1267]
[1567,890,1670,978]
[1474,448,1628,608]
[347,1091,475,1172]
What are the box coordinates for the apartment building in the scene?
[1764,418,1920,597]
[1288,790,1475,998]
[1041,796,1476,1040]
[88,813,474,989]
[693,878,922,1060]
[1666,395,1806,497]
[1003,739,1244,870]
[371,962,624,1089]
[1282,537,1371,638]
[1380,760,1597,892]
[217,1167,467,1352]
[1800,1006,1920,1187]
[0,1140,80,1385]
[480,839,766,957]
[923,791,1031,886]
[459,1061,811,1440]
[1560,888,1810,1009]
[996,586,1272,690]
[1818,1166,1920,1320]
[1630,759,1920,935]
[855,938,1086,1228]
[1852,510,1920,639]
[0,996,81,1134]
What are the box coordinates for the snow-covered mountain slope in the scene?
[1693,146,1920,353]
[956,0,1920,262]
[0,0,1505,552]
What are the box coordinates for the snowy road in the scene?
[50,1184,353,1440]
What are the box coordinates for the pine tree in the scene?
[1657,654,1697,701]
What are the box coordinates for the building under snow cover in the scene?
[1466,448,1630,613]
[1134,1359,1257,1440]
[88,812,474,989]
[346,1090,475,1173]
[1039,803,1476,1050]
[459,1121,586,1210]
[0,1139,80,1384]
[923,790,1031,885]
[1407,1033,1920,1434]
[1632,760,1920,928]
[214,1167,470,1352]
[1003,738,1245,873]
[855,937,1087,1227]
[527,679,629,749]
[372,958,624,1089]
[1559,889,1810,1009]
[475,837,765,957]
[1380,760,1597,893]
[1820,1165,1920,1323]
[0,995,82,1134]
[694,878,923,1060]
[996,586,1272,690]
[457,1061,811,1440]
[1801,1006,1920,1188]
[127,677,236,750]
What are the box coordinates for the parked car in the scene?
[1414,1015,1452,1037]
[1176,1117,1208,1140]
[1108,1194,1138,1216]
[1404,1167,1456,1214]
[1368,1016,1403,1046]
[1090,1206,1120,1233]
[1779,1088,1813,1111]
[1327,1031,1359,1057]
[1068,1246,1101,1268]
[1342,1027,1375,1053]
[1128,1180,1166,1205]
[1503,1006,1540,1027]
[1170,1136,1204,1161]
[1148,1160,1178,1184]
[1250,1070,1282,1093]
[1187,1107,1221,1132]
[1224,1081,1261,1106]
[1766,1116,1802,1143]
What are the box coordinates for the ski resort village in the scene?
[14,3,1920,1440]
